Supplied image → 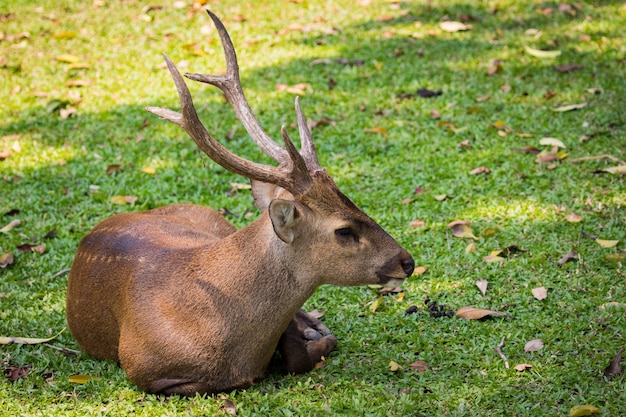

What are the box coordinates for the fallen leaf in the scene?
[603,348,623,380]
[557,250,578,266]
[409,219,425,229]
[539,137,566,148]
[55,54,79,63]
[220,398,238,416]
[409,360,430,373]
[439,21,472,32]
[476,279,488,296]
[524,45,561,58]
[389,360,402,372]
[110,196,138,205]
[469,166,490,175]
[524,339,544,352]
[52,30,78,39]
[449,222,478,240]
[364,127,388,135]
[416,88,442,98]
[369,295,383,313]
[596,239,619,248]
[0,334,58,345]
[480,227,498,237]
[429,110,441,119]
[475,94,491,102]
[0,252,14,268]
[514,363,533,372]
[604,251,626,264]
[68,374,101,384]
[0,219,21,233]
[465,242,477,253]
[106,164,123,175]
[455,306,506,320]
[65,80,90,87]
[569,404,600,417]
[516,146,541,154]
[565,213,583,223]
[16,243,46,254]
[554,64,583,72]
[5,365,31,382]
[308,309,325,319]
[532,287,548,300]
[413,266,427,276]
[483,255,505,263]
[552,102,588,112]
[603,165,626,175]
[0,149,10,160]
[434,194,448,201]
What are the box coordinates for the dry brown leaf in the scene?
[475,279,488,296]
[0,334,58,345]
[308,309,325,319]
[483,255,505,263]
[603,165,626,175]
[465,242,477,253]
[554,64,583,72]
[439,21,472,32]
[413,266,427,276]
[220,398,238,416]
[455,306,506,320]
[514,363,532,372]
[552,102,588,112]
[565,213,583,223]
[532,287,548,300]
[469,166,490,175]
[110,196,138,205]
[16,243,46,254]
[540,137,566,148]
[557,250,578,267]
[449,222,478,240]
[596,239,619,248]
[0,252,14,268]
[0,219,21,233]
[409,360,430,373]
[603,348,623,380]
[409,219,426,229]
[106,164,123,175]
[524,338,544,352]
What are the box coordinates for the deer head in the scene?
[146,10,415,287]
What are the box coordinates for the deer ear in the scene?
[268,199,300,243]
[252,180,294,212]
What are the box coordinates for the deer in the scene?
[66,10,415,396]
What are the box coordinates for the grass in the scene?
[1,0,625,415]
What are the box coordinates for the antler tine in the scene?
[185,10,288,166]
[146,54,310,194]
[294,97,322,172]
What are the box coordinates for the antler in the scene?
[146,10,322,195]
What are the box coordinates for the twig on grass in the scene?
[43,343,80,356]
[494,336,509,369]
[50,268,71,279]
[569,154,626,165]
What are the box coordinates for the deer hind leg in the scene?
[277,310,338,374]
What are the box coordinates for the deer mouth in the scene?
[377,274,407,287]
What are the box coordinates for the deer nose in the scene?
[401,257,415,277]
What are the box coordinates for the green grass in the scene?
[1,0,625,415]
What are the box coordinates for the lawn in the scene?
[1,0,625,415]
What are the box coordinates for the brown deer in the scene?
[66,10,414,396]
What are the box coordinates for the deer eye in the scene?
[335,227,358,243]
[335,228,352,237]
